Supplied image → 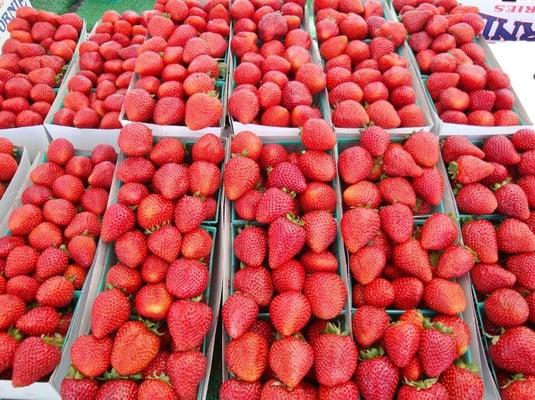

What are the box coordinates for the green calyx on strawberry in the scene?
[137,317,165,336]
[491,178,512,191]
[423,318,453,334]
[322,321,350,337]
[7,327,23,342]
[454,359,480,374]
[99,367,143,381]
[404,377,439,390]
[501,373,527,389]
[447,162,459,180]
[286,212,304,226]
[359,346,385,361]
[42,333,65,348]
[66,365,86,380]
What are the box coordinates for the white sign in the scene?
[0,0,32,35]
[463,0,535,41]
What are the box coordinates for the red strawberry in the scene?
[418,320,458,378]
[269,336,314,389]
[442,136,485,163]
[16,306,59,336]
[350,246,386,285]
[392,277,424,309]
[95,380,138,400]
[512,128,535,151]
[118,123,153,157]
[352,305,389,348]
[313,322,358,386]
[167,300,212,351]
[166,350,207,399]
[404,131,439,168]
[70,334,112,378]
[501,374,535,400]
[222,292,258,339]
[435,244,475,279]
[482,135,520,165]
[489,326,535,375]
[379,203,413,244]
[304,272,346,320]
[269,291,311,336]
[355,347,399,400]
[341,207,380,253]
[233,226,267,267]
[485,288,529,327]
[393,239,433,283]
[268,215,306,268]
[300,118,336,151]
[220,379,262,400]
[383,143,423,178]
[471,263,516,295]
[255,188,296,224]
[398,380,449,400]
[455,183,498,215]
[0,294,25,330]
[105,264,142,295]
[60,378,99,400]
[91,288,131,339]
[433,315,471,357]
[424,278,467,315]
[495,183,530,220]
[267,162,307,193]
[497,218,535,253]
[338,145,372,185]
[420,213,457,250]
[384,321,420,368]
[302,211,336,253]
[224,156,261,200]
[225,332,268,382]
[124,88,155,122]
[11,336,62,387]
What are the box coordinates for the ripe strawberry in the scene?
[8,204,43,236]
[118,123,152,157]
[70,334,112,378]
[497,218,535,253]
[11,336,61,387]
[267,161,307,193]
[235,189,262,221]
[302,211,336,253]
[91,288,131,339]
[377,177,416,209]
[512,128,535,151]
[424,278,466,315]
[167,300,212,351]
[268,215,306,268]
[137,379,176,400]
[449,155,494,184]
[95,380,138,400]
[166,258,209,300]
[433,314,471,357]
[0,294,25,330]
[435,244,475,279]
[304,272,346,320]
[300,118,336,151]
[496,183,530,220]
[341,207,380,253]
[60,378,99,400]
[420,213,457,250]
[392,276,424,309]
[403,131,439,168]
[271,260,305,293]
[255,188,295,224]
[313,323,358,386]
[383,143,423,178]
[100,204,136,243]
[269,336,314,389]
[222,291,258,339]
[384,321,420,368]
[398,380,449,400]
[338,145,372,185]
[298,151,336,182]
[21,185,52,207]
[166,350,207,399]
[379,203,413,244]
[233,265,273,307]
[355,347,399,400]
[349,246,386,285]
[269,291,311,336]
[185,92,223,130]
[438,361,484,400]
[482,135,520,166]
[225,332,269,382]
[489,326,535,375]
[455,183,498,215]
[393,239,433,282]
[124,88,155,122]
[16,306,59,336]
[442,135,485,163]
[471,263,516,295]
[181,228,212,260]
[418,320,458,378]
[485,288,529,327]
[233,225,266,267]
[224,156,261,200]
[105,263,142,295]
[500,374,535,400]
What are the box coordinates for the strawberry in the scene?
[101,204,136,243]
[269,336,314,389]
[224,156,261,200]
[67,235,96,268]
[220,378,262,400]
[343,181,381,208]
[341,207,380,253]
[497,218,535,253]
[420,213,457,250]
[501,374,535,400]
[495,183,530,220]
[225,332,269,382]
[378,177,417,209]
[181,228,212,260]
[152,163,189,201]
[65,211,102,239]
[137,379,176,400]
[300,118,336,151]
[392,276,424,309]
[518,176,535,209]
[36,276,74,308]
[222,292,258,339]
[489,326,535,375]
[384,320,421,369]
[298,151,336,182]
[379,203,413,244]
[424,278,466,315]
[0,294,25,330]
[442,135,485,163]
[228,89,259,124]
[233,265,273,307]
[318,382,359,399]
[352,305,389,348]
[313,323,358,386]
[167,300,212,351]
[482,135,520,165]
[355,347,399,400]
[393,239,433,282]
[435,244,475,279]
[448,155,494,184]
[124,88,156,122]
[111,320,160,375]
[512,128,535,151]
[403,131,439,168]
[507,253,535,289]
[338,145,372,185]
[268,215,306,268]
[60,378,99,400]
[439,361,484,400]
[267,162,307,193]
[21,185,52,207]
[70,334,112,378]
[191,134,224,164]
[5,276,39,303]
[118,123,153,157]
[433,314,471,357]
[147,226,182,263]
[105,264,142,295]
[90,288,131,339]
[349,246,386,285]
[418,319,458,378]
[397,380,449,400]
[304,272,346,319]
[255,188,296,224]
[455,184,498,215]
[137,194,174,231]
[235,189,263,221]
[269,291,311,336]
[302,211,336,253]
[185,92,223,130]
[134,283,173,321]
[485,288,529,327]
[233,226,266,267]
[16,306,59,336]
[11,336,62,387]
[95,381,138,400]
[8,204,43,236]
[47,139,74,166]
[519,150,535,175]
[383,143,423,178]
[471,263,516,295]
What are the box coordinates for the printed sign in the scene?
[463,0,535,41]
[0,0,32,34]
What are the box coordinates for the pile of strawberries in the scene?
[122,0,229,130]
[394,0,520,126]
[313,0,427,129]
[60,123,222,399]
[0,138,20,199]
[443,130,535,218]
[52,10,149,129]
[227,0,324,128]
[463,216,535,399]
[339,128,444,215]
[219,125,360,397]
[0,7,83,128]
[0,138,116,387]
